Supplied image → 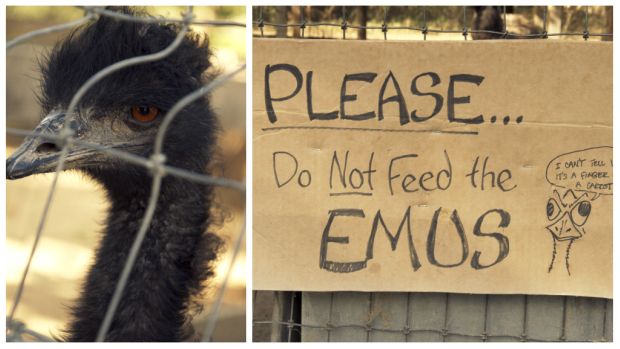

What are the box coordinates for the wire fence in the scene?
[253,291,612,342]
[253,5,612,40]
[6,6,246,342]
[251,5,613,342]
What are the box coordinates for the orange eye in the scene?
[131,106,159,122]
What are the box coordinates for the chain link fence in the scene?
[251,5,613,342]
[6,6,246,342]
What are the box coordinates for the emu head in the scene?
[7,7,217,186]
[545,189,593,241]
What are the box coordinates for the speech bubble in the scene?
[546,146,613,196]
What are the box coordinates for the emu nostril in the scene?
[35,142,60,154]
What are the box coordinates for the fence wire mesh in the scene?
[253,291,612,342]
[6,6,246,342]
[251,5,613,342]
[253,5,612,40]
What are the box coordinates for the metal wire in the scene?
[422,7,427,40]
[300,7,306,38]
[503,5,507,37]
[583,6,590,40]
[542,7,548,38]
[252,291,611,342]
[6,11,96,49]
[462,6,468,40]
[253,6,612,40]
[201,214,246,341]
[6,6,246,342]
[80,6,246,27]
[5,128,245,192]
[341,7,347,40]
[6,318,53,342]
[381,7,388,40]
[253,319,561,342]
[258,7,264,37]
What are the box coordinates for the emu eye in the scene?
[130,106,159,122]
[546,198,561,221]
[571,201,591,227]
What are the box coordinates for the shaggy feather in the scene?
[33,7,223,341]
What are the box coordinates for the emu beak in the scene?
[7,112,88,180]
[545,213,583,241]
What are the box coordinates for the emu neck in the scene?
[65,175,214,342]
[549,237,575,275]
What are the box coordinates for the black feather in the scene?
[36,7,223,341]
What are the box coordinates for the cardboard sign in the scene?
[252,39,612,298]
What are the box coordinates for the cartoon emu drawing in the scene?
[545,189,598,275]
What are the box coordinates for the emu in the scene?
[471,6,506,39]
[7,7,222,341]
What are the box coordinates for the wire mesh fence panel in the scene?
[253,291,612,342]
[368,293,409,342]
[251,5,612,342]
[253,5,612,40]
[485,295,526,342]
[6,6,246,342]
[406,293,448,341]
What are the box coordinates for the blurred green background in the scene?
[6,6,246,342]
